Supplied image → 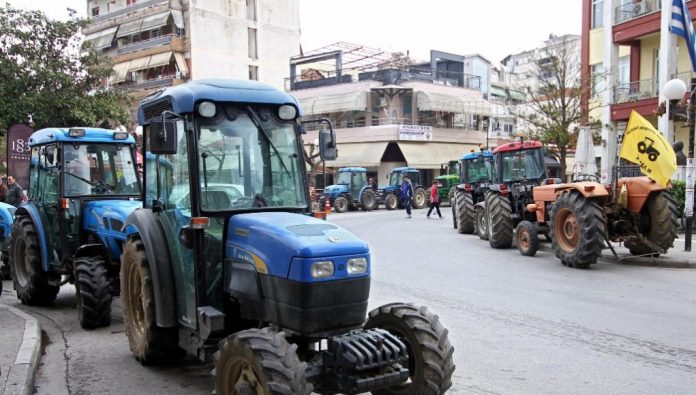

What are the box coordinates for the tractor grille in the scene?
[142,99,173,122]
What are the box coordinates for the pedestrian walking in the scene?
[400,175,413,218]
[426,180,443,218]
[6,176,23,207]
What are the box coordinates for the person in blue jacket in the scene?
[400,175,413,218]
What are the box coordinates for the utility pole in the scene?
[686,78,696,251]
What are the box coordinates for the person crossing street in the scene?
[400,175,413,218]
[426,180,443,219]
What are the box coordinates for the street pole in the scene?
[685,78,696,251]
[323,160,326,189]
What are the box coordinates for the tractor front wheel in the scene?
[74,255,112,329]
[486,192,513,248]
[412,187,427,209]
[361,189,378,211]
[9,216,59,305]
[121,237,180,364]
[549,190,605,269]
[475,206,489,240]
[454,189,474,234]
[516,221,539,257]
[624,191,679,256]
[365,303,455,395]
[385,194,398,210]
[334,196,348,213]
[213,327,312,395]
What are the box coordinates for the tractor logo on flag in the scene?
[637,137,660,162]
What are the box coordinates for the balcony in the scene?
[671,71,696,88]
[115,34,175,55]
[613,77,658,104]
[614,0,660,25]
[113,76,177,92]
[91,0,169,24]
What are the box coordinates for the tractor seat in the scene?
[201,190,232,211]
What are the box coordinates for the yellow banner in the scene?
[619,111,677,186]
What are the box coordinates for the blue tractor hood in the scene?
[226,212,369,277]
[83,200,142,232]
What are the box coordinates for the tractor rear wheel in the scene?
[450,196,457,229]
[213,327,312,395]
[9,216,59,305]
[75,255,112,329]
[516,221,539,257]
[624,191,679,256]
[475,206,489,240]
[121,237,180,364]
[385,194,398,210]
[361,189,378,211]
[412,187,427,209]
[365,303,455,395]
[549,190,605,269]
[333,196,348,213]
[486,192,513,248]
[454,189,474,234]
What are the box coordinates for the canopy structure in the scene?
[416,92,463,113]
[140,11,171,32]
[299,92,367,116]
[84,26,118,50]
[397,142,477,169]
[324,142,388,168]
[149,51,173,68]
[174,52,189,76]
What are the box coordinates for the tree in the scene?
[0,4,130,134]
[513,36,590,176]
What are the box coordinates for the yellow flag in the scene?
[619,110,677,186]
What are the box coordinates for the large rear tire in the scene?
[9,216,59,305]
[361,188,378,211]
[74,255,112,329]
[385,194,398,210]
[549,190,605,269]
[333,196,348,213]
[120,237,180,364]
[412,187,427,209]
[454,189,474,234]
[486,192,513,248]
[624,191,679,256]
[213,328,312,395]
[365,303,455,395]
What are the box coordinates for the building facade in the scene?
[581,0,690,182]
[84,0,299,105]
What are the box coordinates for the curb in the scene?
[0,303,41,395]
[537,243,696,269]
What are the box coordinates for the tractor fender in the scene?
[487,184,505,193]
[14,204,51,272]
[0,202,15,241]
[533,182,610,203]
[618,176,670,213]
[122,209,176,328]
[74,243,111,265]
[474,200,485,210]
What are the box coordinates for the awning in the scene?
[489,85,507,98]
[140,11,171,32]
[84,26,117,50]
[117,18,143,37]
[397,142,477,169]
[509,90,526,102]
[174,52,189,75]
[148,51,173,68]
[460,98,492,116]
[111,61,131,84]
[299,92,367,116]
[129,56,152,72]
[171,9,185,29]
[416,92,462,112]
[325,142,388,168]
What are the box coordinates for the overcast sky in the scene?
[7,0,581,65]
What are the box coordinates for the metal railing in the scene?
[614,0,661,25]
[113,76,176,92]
[91,0,169,23]
[613,78,658,103]
[115,34,174,55]
[301,116,485,131]
[671,71,696,88]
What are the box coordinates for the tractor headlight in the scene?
[347,257,368,274]
[311,261,334,278]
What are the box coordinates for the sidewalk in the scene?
[0,282,42,395]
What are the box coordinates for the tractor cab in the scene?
[461,149,495,186]
[379,167,427,210]
[493,140,547,187]
[322,167,376,212]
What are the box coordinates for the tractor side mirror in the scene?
[319,128,337,161]
[149,119,178,154]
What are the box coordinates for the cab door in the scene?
[34,145,62,267]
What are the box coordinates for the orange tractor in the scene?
[518,174,679,269]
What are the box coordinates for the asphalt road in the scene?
[1,207,695,394]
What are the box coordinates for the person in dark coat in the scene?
[6,176,23,207]
[400,175,413,218]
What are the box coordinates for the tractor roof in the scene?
[462,150,493,160]
[138,79,301,125]
[492,140,543,154]
[29,127,135,146]
[391,167,419,173]
[338,167,367,172]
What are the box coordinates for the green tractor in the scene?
[378,167,427,210]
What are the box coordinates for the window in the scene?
[248,28,258,59]
[248,65,259,80]
[91,7,100,16]
[592,0,603,29]
[246,0,257,21]
[127,0,138,5]
[618,56,630,86]
[591,63,605,97]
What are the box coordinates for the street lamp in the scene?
[664,78,694,252]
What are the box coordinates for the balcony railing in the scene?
[91,0,169,24]
[613,78,658,103]
[301,116,484,131]
[115,34,174,55]
[672,71,696,88]
[113,76,176,92]
[614,0,661,25]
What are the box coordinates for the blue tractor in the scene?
[7,128,141,329]
[451,150,495,236]
[379,167,427,210]
[320,167,377,213]
[120,79,454,394]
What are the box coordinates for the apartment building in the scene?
[581,0,690,182]
[83,0,299,105]
[288,43,493,186]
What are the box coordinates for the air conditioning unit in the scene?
[377,97,388,107]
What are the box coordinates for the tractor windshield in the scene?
[196,105,306,211]
[501,148,545,182]
[389,172,403,187]
[336,172,352,185]
[63,144,140,196]
[465,156,495,183]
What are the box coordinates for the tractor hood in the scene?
[324,184,347,194]
[83,200,142,232]
[226,212,369,277]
